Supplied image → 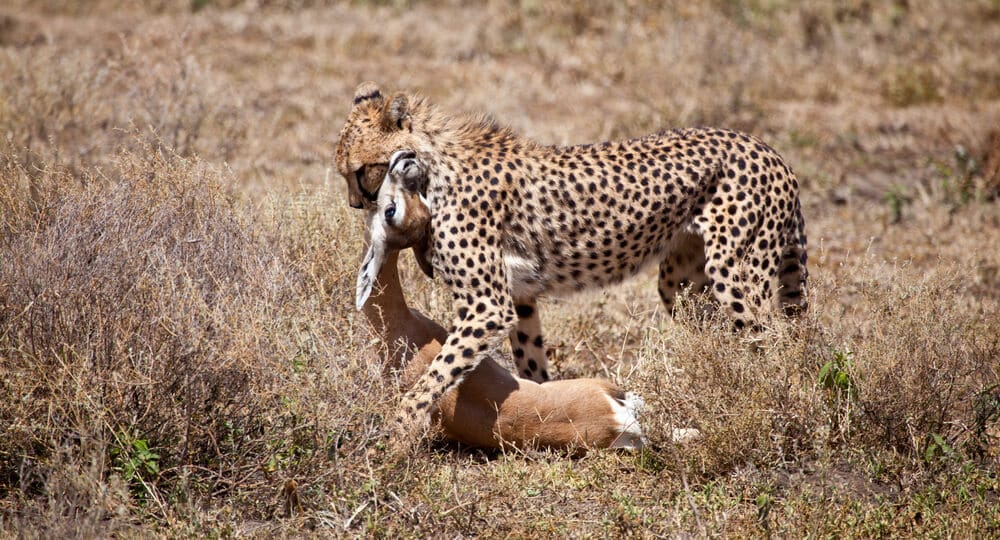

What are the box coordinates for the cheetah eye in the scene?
[384,202,396,220]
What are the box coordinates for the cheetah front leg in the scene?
[510,300,550,382]
[391,246,517,450]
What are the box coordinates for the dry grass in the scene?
[1,0,999,537]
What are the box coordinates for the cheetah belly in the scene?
[504,237,672,299]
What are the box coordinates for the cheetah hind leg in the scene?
[697,220,774,331]
[510,300,550,382]
[657,231,711,319]
[778,206,808,317]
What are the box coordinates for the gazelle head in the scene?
[356,150,434,311]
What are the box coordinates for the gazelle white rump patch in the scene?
[607,391,647,449]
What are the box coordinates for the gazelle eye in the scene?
[384,202,396,220]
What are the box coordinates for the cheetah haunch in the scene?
[335,82,808,445]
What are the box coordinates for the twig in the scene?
[344,500,369,530]
[440,500,476,517]
[669,435,705,537]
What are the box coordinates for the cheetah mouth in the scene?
[355,163,389,204]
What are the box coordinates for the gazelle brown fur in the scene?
[357,151,645,450]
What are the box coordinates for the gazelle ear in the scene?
[356,216,388,311]
[382,93,411,131]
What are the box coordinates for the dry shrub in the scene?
[0,148,395,531]
[632,301,828,477]
[842,261,999,459]
[1,149,277,521]
[631,262,998,479]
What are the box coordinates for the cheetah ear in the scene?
[382,93,411,132]
[356,215,388,311]
[352,81,384,107]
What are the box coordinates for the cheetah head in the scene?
[356,150,434,311]
[335,82,427,209]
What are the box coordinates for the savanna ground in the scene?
[2,0,999,537]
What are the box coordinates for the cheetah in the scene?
[354,150,647,450]
[335,82,808,446]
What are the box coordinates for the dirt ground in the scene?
[1,1,999,537]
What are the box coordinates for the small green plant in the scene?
[819,349,858,441]
[884,184,911,224]
[611,489,642,533]
[111,431,161,501]
[755,489,774,531]
[866,455,887,481]
[819,349,857,400]
[924,432,954,464]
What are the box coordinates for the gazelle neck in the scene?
[361,251,413,354]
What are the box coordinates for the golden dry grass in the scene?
[1,0,999,537]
